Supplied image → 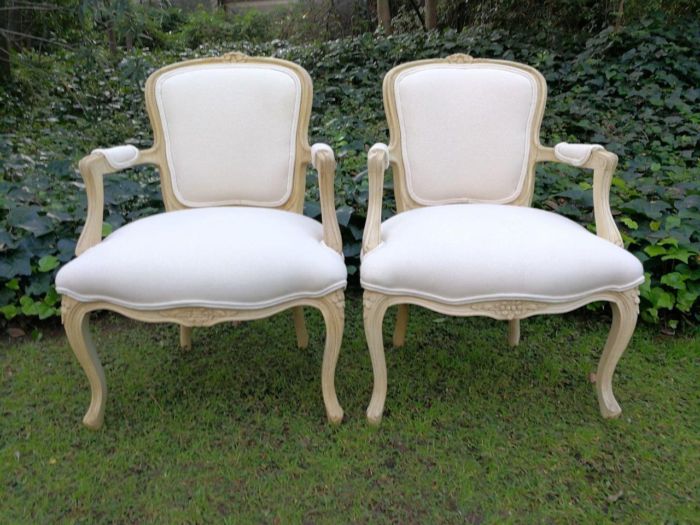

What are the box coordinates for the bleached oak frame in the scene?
[362,54,640,424]
[62,52,345,429]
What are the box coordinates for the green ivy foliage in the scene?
[0,17,698,327]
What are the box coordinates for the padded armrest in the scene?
[554,142,604,167]
[92,145,141,170]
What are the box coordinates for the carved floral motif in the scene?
[446,53,475,64]
[60,299,73,324]
[159,308,241,325]
[221,52,248,63]
[328,290,345,311]
[363,292,387,311]
[464,300,542,319]
[626,288,641,315]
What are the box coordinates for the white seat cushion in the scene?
[361,204,643,304]
[56,208,346,310]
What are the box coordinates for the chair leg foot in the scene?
[364,291,389,425]
[62,298,106,430]
[393,304,409,348]
[293,306,309,349]
[597,289,639,419]
[320,291,344,424]
[180,326,192,350]
[508,319,520,347]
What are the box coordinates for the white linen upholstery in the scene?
[154,64,301,207]
[554,142,604,167]
[394,64,539,205]
[361,204,644,304]
[92,145,139,169]
[56,208,346,310]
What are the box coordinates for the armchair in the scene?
[361,55,643,424]
[56,53,347,429]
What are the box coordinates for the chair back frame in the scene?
[143,52,314,214]
[382,54,548,211]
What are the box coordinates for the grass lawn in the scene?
[1,292,698,523]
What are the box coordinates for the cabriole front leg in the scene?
[596,288,639,418]
[319,291,344,424]
[61,297,106,430]
[364,291,390,425]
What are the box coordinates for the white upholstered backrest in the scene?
[153,62,302,208]
[392,61,543,205]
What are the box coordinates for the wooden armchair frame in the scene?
[362,54,640,425]
[61,53,345,429]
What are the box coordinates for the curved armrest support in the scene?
[362,143,390,255]
[76,146,157,256]
[537,143,622,247]
[311,143,342,254]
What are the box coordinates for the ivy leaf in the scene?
[57,239,77,262]
[676,289,699,313]
[44,287,60,306]
[38,255,60,273]
[343,241,361,258]
[643,286,675,311]
[657,237,679,247]
[644,245,667,257]
[621,199,671,220]
[19,295,41,316]
[37,303,56,320]
[620,217,638,230]
[303,202,321,219]
[0,228,16,250]
[660,272,687,290]
[6,207,53,236]
[665,216,682,230]
[0,250,32,279]
[0,304,18,320]
[26,273,52,296]
[660,248,695,264]
[336,205,353,227]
